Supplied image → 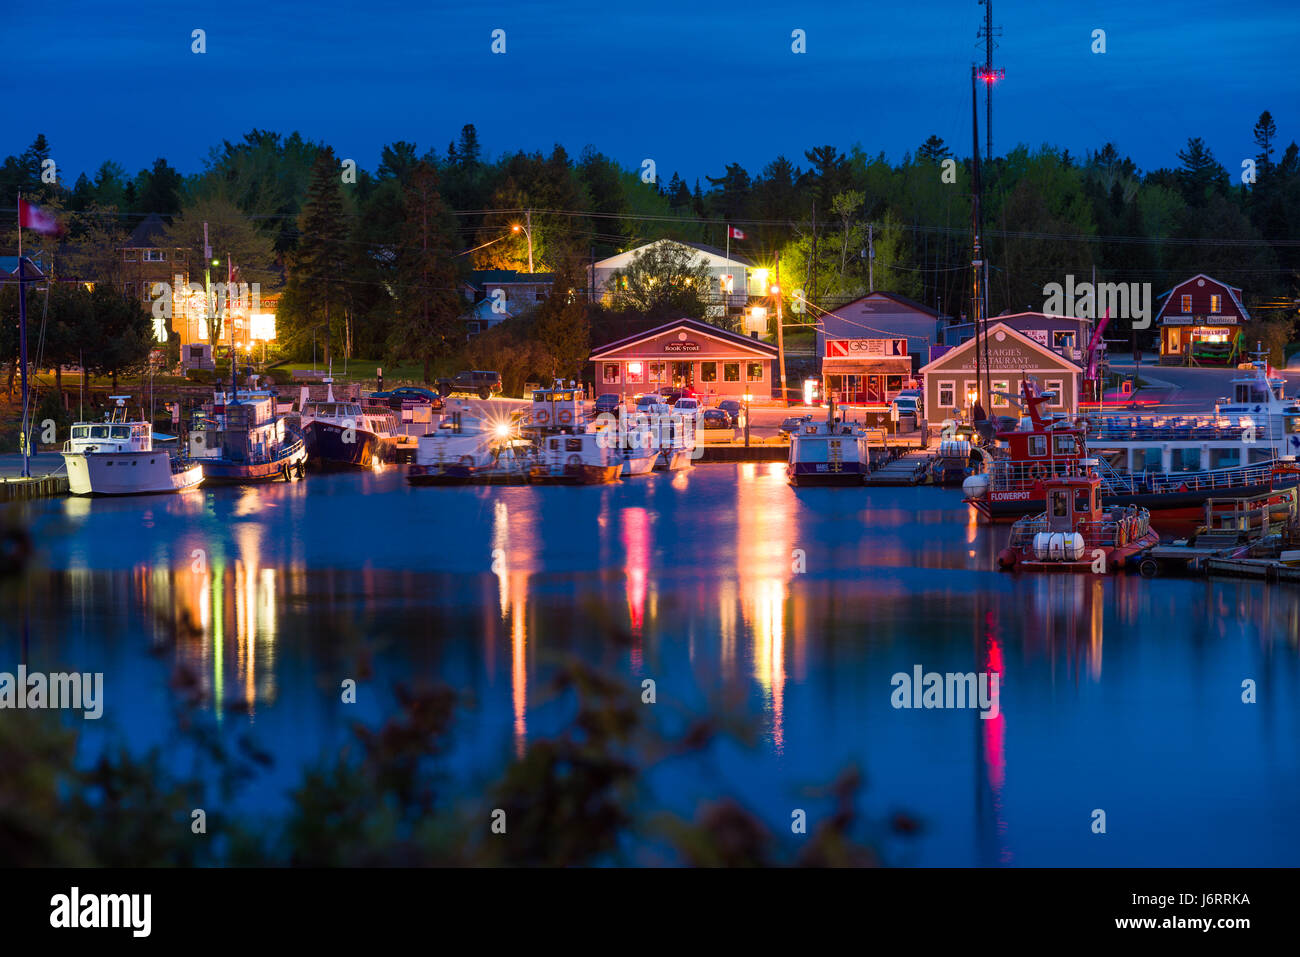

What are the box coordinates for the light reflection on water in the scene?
[6,464,1300,865]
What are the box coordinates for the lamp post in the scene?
[512,210,534,273]
[743,392,753,447]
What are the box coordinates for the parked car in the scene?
[593,393,622,415]
[716,399,743,427]
[700,408,732,431]
[436,370,503,400]
[635,393,664,412]
[658,390,683,406]
[890,394,921,431]
[369,386,445,411]
[673,397,700,414]
[778,414,813,439]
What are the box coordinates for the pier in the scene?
[0,453,69,502]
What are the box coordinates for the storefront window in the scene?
[603,363,619,384]
[1046,379,1063,407]
[649,362,665,383]
[746,362,763,381]
[724,363,740,382]
[700,362,717,382]
[626,361,644,384]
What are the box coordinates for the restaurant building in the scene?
[1155,274,1250,364]
[919,322,1083,422]
[588,317,777,400]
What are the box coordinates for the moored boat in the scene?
[530,432,621,485]
[407,403,511,485]
[62,396,204,496]
[997,465,1159,572]
[188,390,307,484]
[787,401,871,486]
[300,382,398,469]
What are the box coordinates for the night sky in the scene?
[7,0,1298,185]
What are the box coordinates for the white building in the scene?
[588,239,765,320]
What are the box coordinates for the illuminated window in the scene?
[1181,294,1192,313]
[1045,379,1064,408]
[992,380,1009,407]
[1210,294,1221,313]
[144,249,165,262]
[723,363,740,382]
[700,362,717,382]
[746,362,763,381]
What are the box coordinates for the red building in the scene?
[1155,274,1250,364]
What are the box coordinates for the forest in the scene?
[3,111,1298,383]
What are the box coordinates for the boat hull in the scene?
[199,444,309,484]
[621,452,659,476]
[1001,529,1161,572]
[654,450,694,471]
[788,461,867,486]
[63,451,204,496]
[529,464,621,485]
[304,421,396,469]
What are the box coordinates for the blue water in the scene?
[5,463,1300,865]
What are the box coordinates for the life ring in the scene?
[567,454,583,467]
[1029,463,1048,482]
[281,462,291,482]
[535,409,550,425]
[558,408,574,425]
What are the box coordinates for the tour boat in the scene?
[62,396,204,496]
[963,380,1300,529]
[188,390,307,484]
[530,432,621,485]
[407,403,510,485]
[996,465,1159,572]
[787,401,871,486]
[300,381,398,469]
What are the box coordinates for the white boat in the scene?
[62,396,204,496]
[300,380,398,469]
[530,432,621,484]
[588,410,659,476]
[642,403,695,472]
[620,443,660,476]
[408,402,509,485]
[1084,351,1300,475]
[787,403,872,486]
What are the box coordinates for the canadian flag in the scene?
[727,226,745,240]
[18,197,63,236]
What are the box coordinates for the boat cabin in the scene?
[529,382,584,432]
[1044,473,1103,533]
[66,397,153,453]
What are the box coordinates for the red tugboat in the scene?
[997,464,1159,572]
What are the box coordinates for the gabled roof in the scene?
[826,290,941,318]
[591,239,755,271]
[125,213,170,248]
[470,269,556,285]
[1155,273,1250,320]
[589,317,777,359]
[919,321,1082,374]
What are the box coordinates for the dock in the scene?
[0,453,69,502]
[864,450,934,486]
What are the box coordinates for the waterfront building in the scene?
[1154,274,1250,364]
[589,317,776,400]
[920,321,1083,422]
[588,240,761,323]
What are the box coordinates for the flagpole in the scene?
[725,228,730,321]
[17,192,31,478]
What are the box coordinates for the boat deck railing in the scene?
[991,456,1289,497]
[1008,509,1151,550]
[1083,413,1272,443]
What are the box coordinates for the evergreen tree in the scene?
[283,148,350,365]
[1253,111,1277,176]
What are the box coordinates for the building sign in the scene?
[1025,330,1049,348]
[950,347,1056,371]
[663,340,701,353]
[825,338,908,358]
[1163,315,1239,326]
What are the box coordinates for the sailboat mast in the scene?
[970,67,984,417]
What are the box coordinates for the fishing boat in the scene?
[529,432,621,485]
[651,407,696,471]
[787,401,871,486]
[963,380,1300,529]
[407,402,511,485]
[300,380,398,469]
[996,465,1159,572]
[62,396,204,496]
[187,390,307,483]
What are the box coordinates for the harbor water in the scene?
[5,462,1299,865]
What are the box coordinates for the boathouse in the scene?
[588,317,777,400]
[1155,274,1250,364]
[919,322,1082,423]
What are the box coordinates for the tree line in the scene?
[3,113,1298,388]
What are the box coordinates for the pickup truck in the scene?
[435,370,503,400]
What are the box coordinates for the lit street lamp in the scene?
[511,211,534,274]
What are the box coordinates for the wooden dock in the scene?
[0,474,69,503]
[865,451,934,486]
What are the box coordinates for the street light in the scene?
[511,214,534,274]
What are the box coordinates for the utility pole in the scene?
[775,252,786,404]
[525,208,533,274]
[16,195,30,478]
[867,223,874,292]
[203,222,212,344]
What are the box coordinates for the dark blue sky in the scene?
[6,0,1298,186]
